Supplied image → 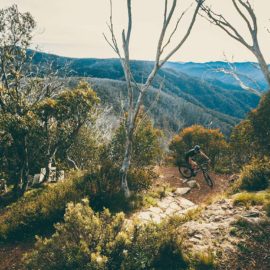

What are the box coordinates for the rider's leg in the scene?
[190,159,198,176]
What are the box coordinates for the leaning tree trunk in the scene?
[253,42,270,90]
[105,0,203,198]
[13,136,30,196]
[120,139,132,198]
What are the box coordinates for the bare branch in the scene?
[238,0,257,33]
[200,4,252,50]
[201,0,270,88]
[232,0,253,33]
[160,0,203,66]
[160,3,193,56]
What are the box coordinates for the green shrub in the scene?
[238,158,270,191]
[23,199,127,270]
[108,112,162,168]
[233,192,267,207]
[169,125,229,169]
[23,200,192,270]
[0,171,85,241]
[0,165,156,241]
[128,168,156,192]
[152,238,188,270]
[191,250,216,270]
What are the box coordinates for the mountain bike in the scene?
[178,161,214,188]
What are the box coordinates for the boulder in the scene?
[173,187,191,196]
[187,180,200,189]
[32,168,46,185]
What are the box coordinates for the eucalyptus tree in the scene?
[200,0,270,90]
[104,0,204,197]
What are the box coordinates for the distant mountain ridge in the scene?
[30,50,265,134]
[164,61,268,92]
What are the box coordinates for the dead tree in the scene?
[200,0,270,90]
[104,0,204,197]
[212,55,262,96]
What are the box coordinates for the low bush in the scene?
[238,158,270,191]
[23,200,193,270]
[0,165,156,241]
[191,250,216,270]
[169,125,229,170]
[233,192,267,207]
[23,199,127,270]
[0,171,85,241]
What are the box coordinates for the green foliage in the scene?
[265,201,270,217]
[23,200,192,270]
[35,81,100,168]
[249,91,270,155]
[152,238,188,270]
[0,163,157,242]
[233,191,269,207]
[23,199,127,270]
[230,91,270,167]
[229,120,256,169]
[109,113,162,168]
[0,80,99,192]
[66,126,101,170]
[190,251,216,270]
[169,125,228,168]
[237,158,270,191]
[0,171,85,241]
[0,5,36,88]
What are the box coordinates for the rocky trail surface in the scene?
[130,167,270,270]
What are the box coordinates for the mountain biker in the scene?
[185,145,210,176]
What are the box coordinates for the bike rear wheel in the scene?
[203,171,214,188]
[178,165,193,179]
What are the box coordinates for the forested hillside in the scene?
[164,61,268,91]
[30,51,261,134]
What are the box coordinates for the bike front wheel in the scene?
[178,165,193,179]
[203,171,214,188]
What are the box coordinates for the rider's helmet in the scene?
[194,145,200,153]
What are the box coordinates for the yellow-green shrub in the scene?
[169,125,229,169]
[0,171,85,241]
[233,192,268,207]
[0,164,157,242]
[238,158,270,191]
[190,250,216,270]
[23,200,191,270]
[23,199,127,270]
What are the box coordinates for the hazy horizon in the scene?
[1,0,270,63]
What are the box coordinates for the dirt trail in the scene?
[154,166,230,204]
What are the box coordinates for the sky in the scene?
[1,0,270,62]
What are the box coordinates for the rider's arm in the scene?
[199,150,210,161]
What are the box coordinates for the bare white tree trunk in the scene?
[104,0,203,197]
